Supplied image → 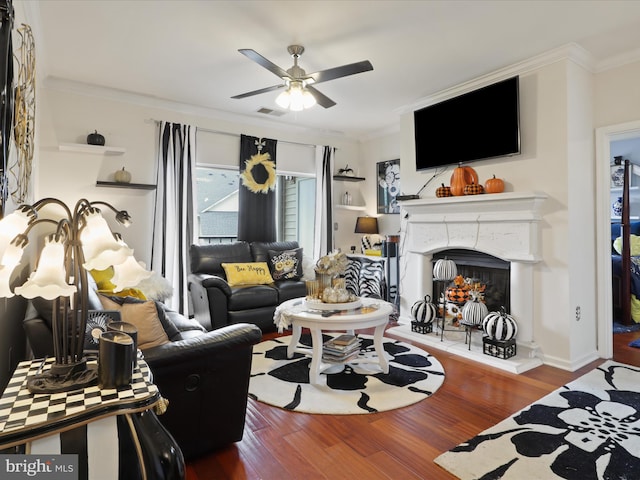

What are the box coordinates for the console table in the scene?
[0,357,184,479]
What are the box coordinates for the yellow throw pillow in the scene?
[222,262,274,286]
[99,296,169,350]
[90,267,147,300]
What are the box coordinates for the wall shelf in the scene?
[335,204,366,211]
[59,143,126,155]
[611,216,640,221]
[96,181,156,190]
[333,175,365,182]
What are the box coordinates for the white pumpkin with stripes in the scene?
[433,258,457,281]
[482,307,518,341]
[462,292,488,326]
[411,294,437,324]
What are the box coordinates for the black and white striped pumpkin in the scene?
[462,297,488,325]
[482,307,518,341]
[433,258,457,281]
[411,294,437,324]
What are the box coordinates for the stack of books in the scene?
[322,334,362,363]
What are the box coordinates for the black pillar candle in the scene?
[98,331,134,389]
[107,321,138,357]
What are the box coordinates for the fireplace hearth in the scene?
[388,192,547,373]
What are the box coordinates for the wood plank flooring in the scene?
[186,325,640,480]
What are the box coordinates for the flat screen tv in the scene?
[414,76,520,170]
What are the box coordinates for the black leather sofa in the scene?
[189,241,306,332]
[23,289,262,460]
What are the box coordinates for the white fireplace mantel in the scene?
[389,191,548,374]
[401,192,548,262]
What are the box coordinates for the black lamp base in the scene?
[27,358,98,394]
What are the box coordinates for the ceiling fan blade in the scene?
[307,86,336,109]
[307,60,373,85]
[231,83,286,99]
[238,49,291,79]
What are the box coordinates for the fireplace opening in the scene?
[433,249,511,313]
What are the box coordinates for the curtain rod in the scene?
[146,118,318,149]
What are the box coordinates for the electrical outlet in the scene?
[334,222,338,231]
[575,306,581,321]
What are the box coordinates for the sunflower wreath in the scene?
[241,152,276,194]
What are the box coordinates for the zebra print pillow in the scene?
[344,257,386,298]
[359,261,385,298]
[344,259,361,295]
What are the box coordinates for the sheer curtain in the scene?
[151,121,196,315]
[313,145,335,259]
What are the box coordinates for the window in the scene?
[195,166,315,252]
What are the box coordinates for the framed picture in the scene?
[377,159,400,214]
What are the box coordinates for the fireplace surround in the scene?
[388,192,547,373]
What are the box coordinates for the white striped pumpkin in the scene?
[411,295,437,324]
[482,307,518,341]
[462,297,488,325]
[433,258,457,281]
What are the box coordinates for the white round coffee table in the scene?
[280,297,394,384]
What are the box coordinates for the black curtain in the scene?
[237,134,277,242]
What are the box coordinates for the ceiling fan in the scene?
[231,45,373,110]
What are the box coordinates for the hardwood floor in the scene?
[185,326,640,480]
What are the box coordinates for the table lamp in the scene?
[0,198,147,393]
[354,216,379,253]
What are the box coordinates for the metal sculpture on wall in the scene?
[11,22,34,204]
[0,0,14,218]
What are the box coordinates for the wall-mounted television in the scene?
[414,76,520,171]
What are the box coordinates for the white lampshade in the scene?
[302,89,316,109]
[0,209,31,259]
[81,210,132,270]
[111,255,152,292]
[14,236,76,300]
[0,242,27,297]
[288,83,305,111]
[275,90,290,109]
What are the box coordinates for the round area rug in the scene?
[249,333,445,414]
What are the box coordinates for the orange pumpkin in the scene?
[464,182,484,195]
[450,164,478,196]
[485,175,505,194]
[436,184,452,197]
[446,287,470,304]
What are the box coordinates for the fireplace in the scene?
[433,249,510,314]
[389,192,547,373]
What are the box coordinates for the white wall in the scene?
[332,130,401,254]
[36,86,363,266]
[398,51,599,371]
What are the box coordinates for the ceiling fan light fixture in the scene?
[275,80,316,111]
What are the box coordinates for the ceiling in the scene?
[30,0,640,140]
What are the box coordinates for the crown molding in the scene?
[42,76,359,141]
[397,43,595,116]
[595,46,640,73]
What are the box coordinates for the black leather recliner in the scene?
[189,241,306,332]
[22,289,262,460]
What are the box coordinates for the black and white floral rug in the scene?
[249,334,445,414]
[435,360,640,480]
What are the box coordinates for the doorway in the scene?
[596,120,640,360]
